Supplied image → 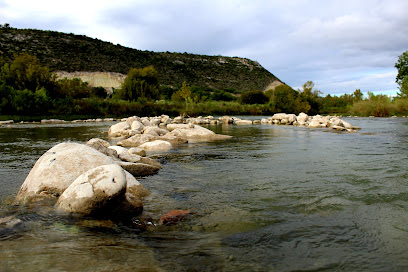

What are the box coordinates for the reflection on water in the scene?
[1,118,408,271]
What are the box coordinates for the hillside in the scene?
[0,27,282,91]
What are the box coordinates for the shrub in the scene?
[120,66,160,101]
[239,90,268,104]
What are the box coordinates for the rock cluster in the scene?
[260,113,360,132]
[16,141,158,218]
[15,112,357,220]
[108,115,232,150]
[15,115,232,218]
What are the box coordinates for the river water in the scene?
[1,117,408,271]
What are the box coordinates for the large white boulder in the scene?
[56,164,127,215]
[297,112,309,125]
[167,124,231,141]
[16,142,117,204]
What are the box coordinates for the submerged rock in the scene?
[118,161,161,177]
[160,210,192,225]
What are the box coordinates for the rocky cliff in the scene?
[0,27,282,91]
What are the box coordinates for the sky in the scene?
[1,0,407,96]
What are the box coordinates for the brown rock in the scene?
[160,210,192,225]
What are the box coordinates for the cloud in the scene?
[1,0,405,95]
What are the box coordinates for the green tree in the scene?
[179,81,193,114]
[0,53,56,93]
[353,89,363,101]
[299,81,322,115]
[398,76,408,97]
[267,84,310,114]
[120,66,159,101]
[239,90,268,104]
[395,51,408,85]
[56,77,91,98]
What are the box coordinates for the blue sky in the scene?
[1,0,407,96]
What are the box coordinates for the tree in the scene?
[398,76,408,98]
[179,81,193,114]
[0,53,56,93]
[395,51,408,85]
[268,84,310,114]
[56,77,91,98]
[353,89,363,101]
[239,90,268,104]
[120,66,159,101]
[299,81,322,115]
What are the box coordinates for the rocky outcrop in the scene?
[56,164,128,215]
[260,113,360,132]
[16,138,160,217]
[108,115,232,152]
[16,142,118,204]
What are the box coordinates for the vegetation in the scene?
[117,66,159,101]
[1,28,407,119]
[1,53,407,119]
[0,27,279,92]
[239,90,269,105]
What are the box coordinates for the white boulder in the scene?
[139,140,173,152]
[108,121,130,138]
[56,164,127,215]
[16,142,117,204]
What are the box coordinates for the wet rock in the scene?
[160,210,192,225]
[16,142,117,204]
[118,161,161,177]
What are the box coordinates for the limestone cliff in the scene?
[1,27,283,92]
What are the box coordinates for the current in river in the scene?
[0,117,408,271]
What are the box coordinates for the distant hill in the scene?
[0,27,283,91]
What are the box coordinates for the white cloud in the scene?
[1,0,405,95]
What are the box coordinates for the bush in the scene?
[349,93,393,117]
[210,89,236,101]
[120,66,160,101]
[239,90,268,104]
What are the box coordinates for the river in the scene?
[1,117,408,271]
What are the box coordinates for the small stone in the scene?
[160,210,192,225]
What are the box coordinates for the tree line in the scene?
[1,51,408,120]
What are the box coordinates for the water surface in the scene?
[1,118,408,271]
